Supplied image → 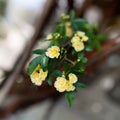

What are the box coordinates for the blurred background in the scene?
[0,0,120,120]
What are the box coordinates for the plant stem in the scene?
[65,57,75,65]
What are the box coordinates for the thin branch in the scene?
[65,57,75,65]
[0,0,57,105]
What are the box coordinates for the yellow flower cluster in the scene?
[46,46,60,59]
[30,65,48,86]
[65,22,73,37]
[71,31,88,52]
[54,73,78,92]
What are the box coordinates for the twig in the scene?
[65,57,75,65]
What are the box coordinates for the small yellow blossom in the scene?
[61,13,70,20]
[46,34,53,40]
[66,27,73,37]
[77,59,80,62]
[71,31,88,52]
[75,31,85,36]
[65,22,73,37]
[71,36,80,43]
[66,81,75,91]
[46,46,60,59]
[72,41,84,52]
[81,36,88,42]
[68,73,78,84]
[30,65,48,86]
[54,77,67,92]
[74,31,88,42]
[54,73,78,92]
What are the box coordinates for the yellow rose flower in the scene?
[74,31,88,42]
[66,81,75,92]
[54,77,68,92]
[75,31,85,36]
[71,36,80,43]
[46,46,60,59]
[71,31,88,52]
[68,73,78,84]
[81,36,88,42]
[30,65,48,86]
[54,73,78,92]
[72,41,84,52]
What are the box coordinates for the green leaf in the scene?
[71,62,81,70]
[85,46,93,52]
[40,55,49,70]
[49,40,60,48]
[48,58,57,70]
[55,25,65,35]
[65,91,75,107]
[87,33,102,51]
[94,40,101,51]
[60,35,69,40]
[84,24,91,31]
[91,23,99,31]
[31,49,45,55]
[81,57,88,63]
[72,22,79,30]
[71,62,85,75]
[72,49,76,55]
[72,18,88,30]
[86,32,95,43]
[52,70,62,77]
[71,71,85,76]
[64,62,70,72]
[47,77,52,86]
[70,10,75,21]
[74,18,88,24]
[78,52,84,59]
[96,34,105,41]
[27,56,42,75]
[74,82,86,88]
